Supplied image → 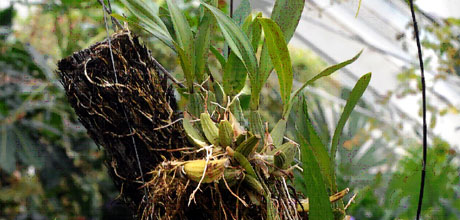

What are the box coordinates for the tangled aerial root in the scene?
[140,162,189,219]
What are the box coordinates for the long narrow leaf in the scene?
[297,134,334,220]
[296,97,333,191]
[224,53,247,96]
[270,118,287,147]
[258,18,293,112]
[282,50,363,119]
[120,0,174,49]
[174,41,195,90]
[241,13,253,32]
[201,2,257,78]
[210,45,226,68]
[111,13,175,50]
[194,0,217,83]
[223,15,253,96]
[188,92,205,117]
[257,0,305,102]
[291,50,363,99]
[120,0,167,32]
[251,12,262,53]
[330,72,372,192]
[167,0,195,89]
[270,0,305,42]
[232,0,251,26]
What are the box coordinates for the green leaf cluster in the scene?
[118,1,373,219]
[294,72,371,219]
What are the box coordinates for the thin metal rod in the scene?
[408,1,427,219]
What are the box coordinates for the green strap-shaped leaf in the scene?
[251,12,263,53]
[120,0,174,50]
[283,50,363,119]
[223,53,247,96]
[330,72,372,192]
[271,0,306,42]
[233,151,257,178]
[222,0,251,60]
[232,0,251,26]
[183,115,207,147]
[241,13,253,31]
[291,50,363,99]
[258,18,293,113]
[296,97,333,191]
[120,0,167,32]
[256,0,305,109]
[201,2,258,78]
[167,0,195,90]
[194,0,217,83]
[213,81,227,106]
[210,45,226,68]
[223,15,253,96]
[174,42,195,90]
[270,118,287,147]
[297,134,334,220]
[14,128,43,169]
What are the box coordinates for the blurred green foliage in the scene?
[348,138,460,219]
[422,18,460,77]
[0,1,130,219]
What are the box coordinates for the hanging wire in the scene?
[98,0,149,200]
[97,0,122,30]
[408,1,427,219]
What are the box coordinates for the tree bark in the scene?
[57,30,189,216]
